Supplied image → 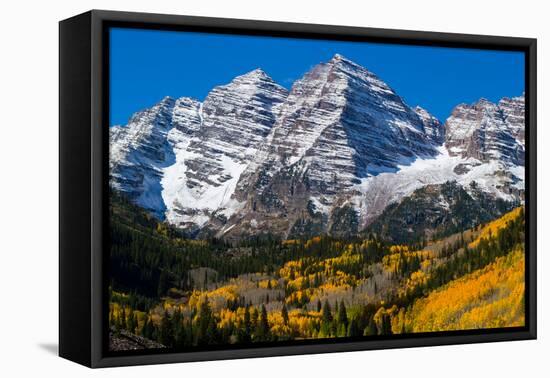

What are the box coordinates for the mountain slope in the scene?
[110,97,182,217]
[364,180,517,243]
[161,69,288,230]
[407,247,525,332]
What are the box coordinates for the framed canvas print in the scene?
[59,10,537,368]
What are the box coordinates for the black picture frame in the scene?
[59,9,537,368]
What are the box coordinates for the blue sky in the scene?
[109,27,525,126]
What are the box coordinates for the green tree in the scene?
[364,317,377,336]
[251,307,259,330]
[158,271,170,298]
[196,297,214,345]
[109,306,115,328]
[281,304,289,325]
[337,300,348,329]
[120,306,127,331]
[256,304,270,341]
[243,305,252,342]
[127,308,135,333]
[322,300,332,323]
[159,310,173,346]
[348,318,361,337]
[141,315,149,338]
[175,323,187,349]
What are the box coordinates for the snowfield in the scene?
[351,146,524,226]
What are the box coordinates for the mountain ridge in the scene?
[109,54,525,240]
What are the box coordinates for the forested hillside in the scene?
[406,247,524,332]
[108,192,525,350]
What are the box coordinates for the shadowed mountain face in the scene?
[110,55,525,240]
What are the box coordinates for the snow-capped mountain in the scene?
[353,95,525,228]
[226,54,442,237]
[161,69,288,230]
[110,69,288,229]
[109,54,525,239]
[444,95,525,165]
[110,96,179,218]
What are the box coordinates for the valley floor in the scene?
[108,196,525,351]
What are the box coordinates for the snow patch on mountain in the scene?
[352,146,524,226]
[162,148,249,226]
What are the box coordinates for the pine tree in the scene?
[127,308,135,333]
[243,305,252,341]
[175,322,187,349]
[158,271,169,298]
[120,306,127,331]
[159,310,173,347]
[281,304,289,325]
[348,318,361,337]
[251,307,259,330]
[173,307,182,325]
[257,304,270,341]
[322,300,332,323]
[141,316,149,338]
[109,306,115,328]
[145,316,155,340]
[196,297,213,345]
[364,317,377,336]
[377,311,392,335]
[114,311,121,332]
[337,300,348,329]
[206,317,218,345]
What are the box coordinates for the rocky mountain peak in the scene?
[220,68,284,94]
[328,53,361,68]
[226,56,442,239]
[110,58,525,241]
[444,95,524,165]
[414,106,444,145]
[235,67,270,80]
[330,53,345,61]
[475,97,494,107]
[161,69,289,229]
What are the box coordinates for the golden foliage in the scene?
[110,209,526,343]
[469,207,523,248]
[407,247,525,332]
[382,248,433,273]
